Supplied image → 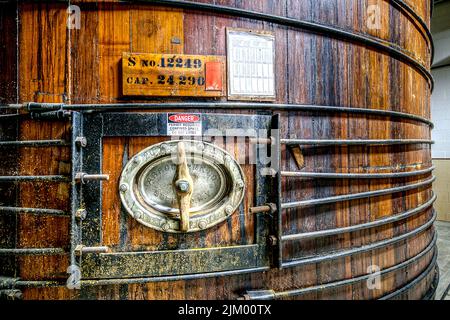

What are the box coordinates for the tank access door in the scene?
[69,111,280,285]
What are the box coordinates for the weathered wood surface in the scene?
[0,0,435,299]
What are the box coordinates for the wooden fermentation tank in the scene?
[0,0,438,300]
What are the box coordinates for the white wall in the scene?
[431,1,450,158]
[431,66,450,158]
[433,29,450,66]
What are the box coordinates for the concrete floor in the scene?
[436,220,450,300]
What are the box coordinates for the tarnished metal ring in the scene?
[119,140,246,233]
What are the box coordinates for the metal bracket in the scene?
[288,145,304,169]
[0,289,22,300]
[74,136,87,148]
[69,112,83,284]
[249,203,277,214]
[75,245,109,256]
[75,172,109,184]
[75,209,87,221]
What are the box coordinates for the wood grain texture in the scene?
[0,0,19,278]
[0,0,435,300]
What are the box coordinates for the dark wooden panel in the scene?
[0,0,19,277]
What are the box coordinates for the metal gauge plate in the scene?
[119,140,246,233]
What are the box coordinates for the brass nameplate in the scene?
[122,53,226,97]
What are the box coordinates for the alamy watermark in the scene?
[168,129,279,176]
[67,5,81,30]
[66,264,81,289]
[366,265,381,290]
[366,4,382,30]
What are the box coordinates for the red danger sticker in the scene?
[168,114,201,123]
[167,113,202,136]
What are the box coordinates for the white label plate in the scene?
[167,113,202,136]
[227,29,275,100]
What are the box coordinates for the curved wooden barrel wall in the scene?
[0,0,437,300]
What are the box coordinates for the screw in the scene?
[119,184,128,192]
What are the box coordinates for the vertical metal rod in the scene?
[70,112,83,272]
[272,114,282,268]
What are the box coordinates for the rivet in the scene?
[196,142,205,150]
[225,205,233,215]
[198,220,207,229]
[119,184,128,192]
[162,222,170,231]
[171,36,181,44]
[150,148,160,156]
[237,180,244,188]
[135,210,143,219]
[133,156,141,164]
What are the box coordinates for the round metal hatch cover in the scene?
[119,140,245,233]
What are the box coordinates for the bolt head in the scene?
[225,205,233,215]
[198,220,207,229]
[75,137,87,148]
[176,180,190,193]
[268,235,278,246]
[75,209,87,220]
[120,184,128,192]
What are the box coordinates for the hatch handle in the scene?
[173,142,194,232]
